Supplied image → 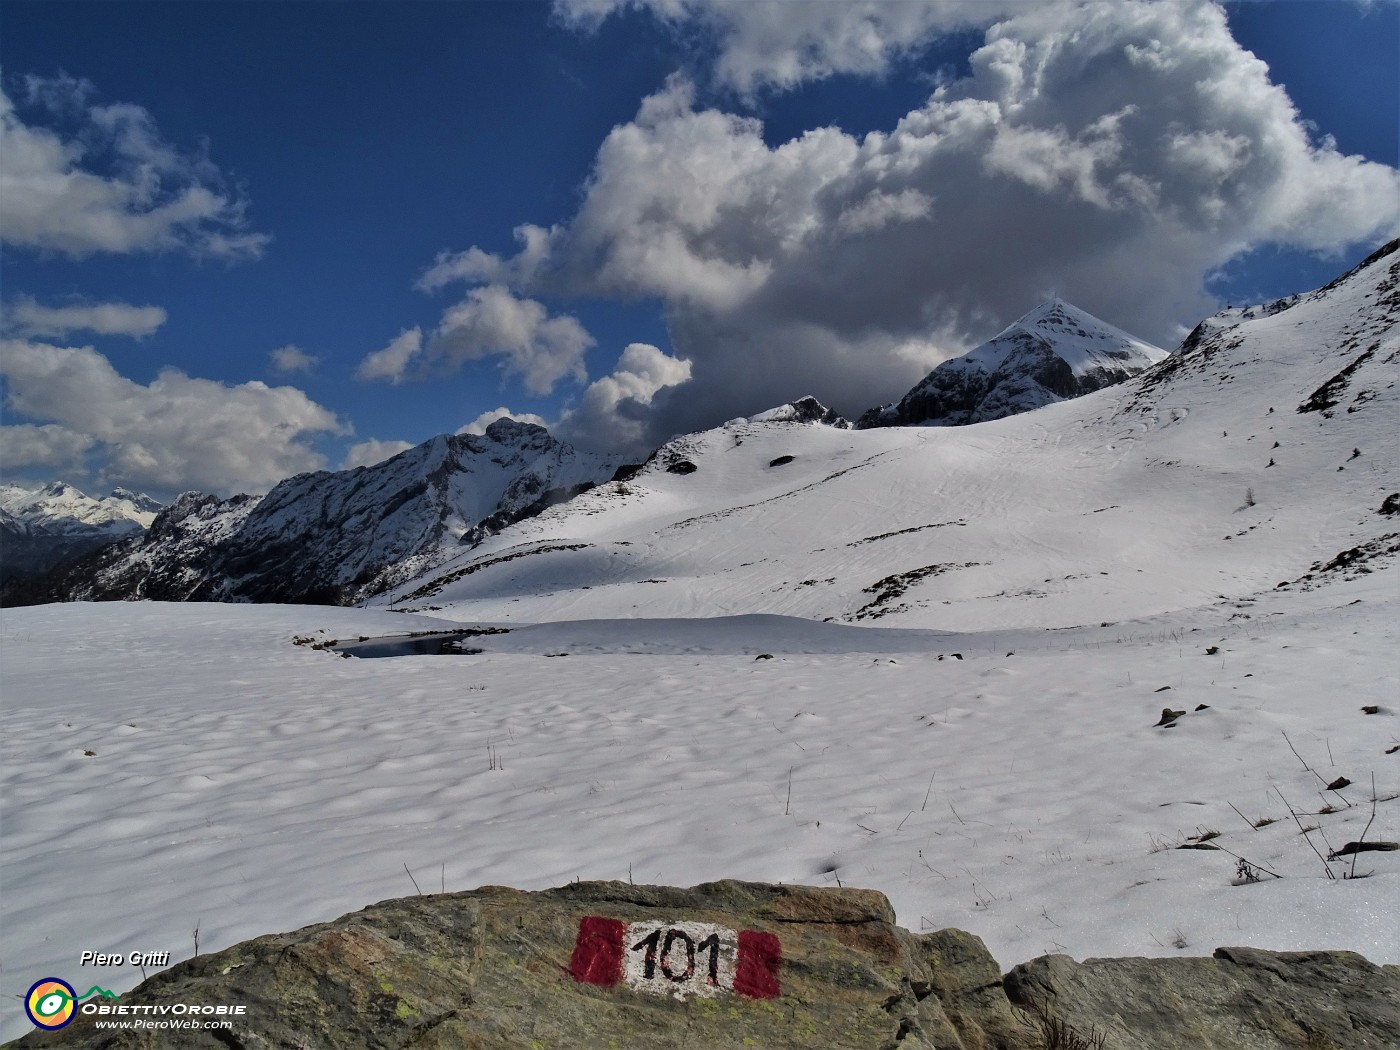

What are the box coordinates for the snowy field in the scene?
[3,578,1397,1040]
[3,248,1396,1040]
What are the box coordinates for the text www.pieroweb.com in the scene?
[87,1002,244,1031]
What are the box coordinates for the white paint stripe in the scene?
[622,921,739,999]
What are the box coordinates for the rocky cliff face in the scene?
[15,882,1397,1049]
[858,298,1166,429]
[7,420,616,606]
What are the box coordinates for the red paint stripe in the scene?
[734,929,782,999]
[570,916,626,986]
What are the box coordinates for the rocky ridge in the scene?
[4,420,616,606]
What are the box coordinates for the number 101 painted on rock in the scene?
[571,917,781,1000]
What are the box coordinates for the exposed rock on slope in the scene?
[9,420,615,606]
[607,397,849,487]
[17,882,1397,1049]
[858,298,1166,428]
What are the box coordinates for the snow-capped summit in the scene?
[0,481,163,582]
[988,297,1165,373]
[0,480,161,534]
[857,297,1166,428]
[109,487,165,517]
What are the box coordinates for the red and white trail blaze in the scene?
[570,917,781,1000]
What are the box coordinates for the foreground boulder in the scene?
[13,881,1397,1048]
[1004,947,1400,1050]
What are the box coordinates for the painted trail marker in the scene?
[570,917,781,1000]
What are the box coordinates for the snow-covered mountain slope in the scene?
[0,481,161,582]
[17,419,617,605]
[857,298,1167,428]
[387,241,1397,633]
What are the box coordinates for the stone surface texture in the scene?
[11,882,1397,1049]
[1004,945,1400,1049]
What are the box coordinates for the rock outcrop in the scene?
[1004,947,1400,1049]
[14,882,1398,1049]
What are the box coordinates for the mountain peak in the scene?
[858,299,1165,429]
[747,396,851,428]
[2,481,159,528]
[110,488,164,514]
[1010,296,1101,331]
[1018,295,1071,320]
[997,298,1160,363]
[482,417,550,442]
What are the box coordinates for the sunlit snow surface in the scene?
[2,590,1397,1039]
[4,248,1398,1039]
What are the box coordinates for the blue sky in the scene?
[2,0,1397,500]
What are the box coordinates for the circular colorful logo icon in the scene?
[25,978,77,1030]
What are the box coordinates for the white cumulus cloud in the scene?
[443,0,1400,450]
[557,343,692,453]
[355,327,423,384]
[269,344,319,376]
[361,286,594,395]
[429,285,594,395]
[554,0,1004,94]
[0,422,95,470]
[0,74,269,260]
[339,439,417,470]
[4,297,167,339]
[418,224,555,292]
[1,338,347,495]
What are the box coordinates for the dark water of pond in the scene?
[336,629,507,659]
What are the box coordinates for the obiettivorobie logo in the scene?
[23,976,248,1032]
[25,978,119,1030]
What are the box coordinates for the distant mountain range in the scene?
[9,246,1395,614]
[857,298,1166,428]
[3,420,616,606]
[0,482,161,583]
